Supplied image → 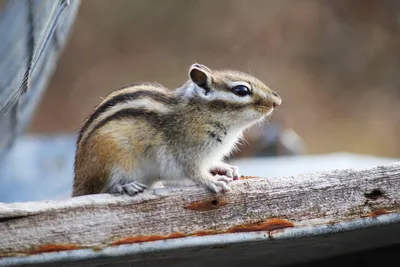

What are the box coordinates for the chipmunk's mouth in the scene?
[253,104,274,115]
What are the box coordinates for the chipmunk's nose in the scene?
[271,92,282,108]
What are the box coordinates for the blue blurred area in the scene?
[0,135,76,202]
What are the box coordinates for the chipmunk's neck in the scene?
[168,100,243,161]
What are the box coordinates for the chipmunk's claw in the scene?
[210,163,240,180]
[205,175,232,194]
[108,181,147,196]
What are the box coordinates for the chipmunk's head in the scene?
[183,63,282,128]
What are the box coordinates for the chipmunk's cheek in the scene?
[243,109,260,121]
[252,105,273,116]
[265,107,274,116]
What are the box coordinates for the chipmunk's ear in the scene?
[189,63,212,88]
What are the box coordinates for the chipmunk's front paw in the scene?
[205,175,232,194]
[210,163,240,180]
[108,181,147,196]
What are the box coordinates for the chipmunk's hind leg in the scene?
[105,166,148,196]
[107,181,147,196]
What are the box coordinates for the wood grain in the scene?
[1,162,399,257]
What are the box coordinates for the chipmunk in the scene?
[72,63,282,197]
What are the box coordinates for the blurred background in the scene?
[1,0,400,203]
[28,0,400,158]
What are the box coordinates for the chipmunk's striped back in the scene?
[76,83,177,149]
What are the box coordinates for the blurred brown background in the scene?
[28,0,400,157]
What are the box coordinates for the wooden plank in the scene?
[0,162,399,259]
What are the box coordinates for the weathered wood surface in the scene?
[0,162,399,259]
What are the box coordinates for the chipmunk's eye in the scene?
[232,85,251,97]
